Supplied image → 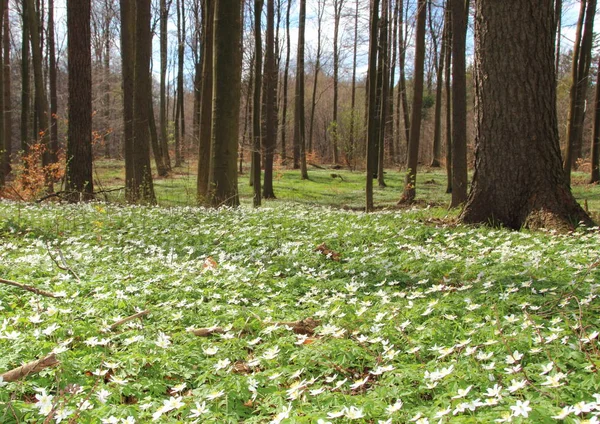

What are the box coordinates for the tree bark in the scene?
[295,0,308,179]
[197,0,214,202]
[263,0,277,199]
[25,0,52,188]
[280,0,292,164]
[66,0,93,201]
[399,0,426,204]
[365,0,379,212]
[252,0,263,207]
[331,0,345,165]
[398,0,410,149]
[460,0,593,230]
[208,0,242,207]
[131,0,156,203]
[48,0,58,164]
[2,0,10,177]
[563,0,596,180]
[444,6,452,194]
[450,0,468,207]
[377,0,389,188]
[21,2,30,156]
[431,2,448,168]
[120,0,135,200]
[590,54,600,184]
[159,0,172,173]
[308,0,324,155]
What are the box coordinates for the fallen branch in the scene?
[188,327,225,337]
[46,243,82,284]
[276,318,321,335]
[0,278,58,298]
[1,354,59,383]
[188,318,321,337]
[309,162,326,169]
[108,310,150,331]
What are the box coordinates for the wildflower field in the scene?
[1,201,600,423]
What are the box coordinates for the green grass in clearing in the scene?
[93,159,600,214]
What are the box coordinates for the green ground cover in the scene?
[1,199,600,423]
[91,160,600,214]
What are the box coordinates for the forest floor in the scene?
[1,162,600,423]
[92,159,600,216]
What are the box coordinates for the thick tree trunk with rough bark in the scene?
[66,0,93,201]
[208,0,242,207]
[399,0,426,204]
[460,0,593,230]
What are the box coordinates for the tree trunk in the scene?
[263,0,277,199]
[450,0,468,208]
[0,0,4,187]
[120,0,135,201]
[174,0,185,166]
[348,0,359,169]
[460,0,593,230]
[590,54,600,184]
[398,0,410,149]
[563,0,596,180]
[197,0,214,202]
[21,2,30,156]
[149,95,167,177]
[252,0,263,207]
[48,0,58,164]
[331,0,344,165]
[2,0,10,177]
[280,0,291,164]
[365,0,379,212]
[208,0,242,207]
[553,0,562,77]
[399,0,426,204]
[444,6,452,194]
[102,2,112,159]
[66,0,93,201]
[295,0,308,179]
[377,0,389,188]
[25,0,52,188]
[431,1,447,168]
[160,0,172,172]
[131,0,156,203]
[308,0,324,155]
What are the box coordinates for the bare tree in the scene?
[399,0,426,204]
[208,0,243,207]
[365,0,380,211]
[66,0,93,201]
